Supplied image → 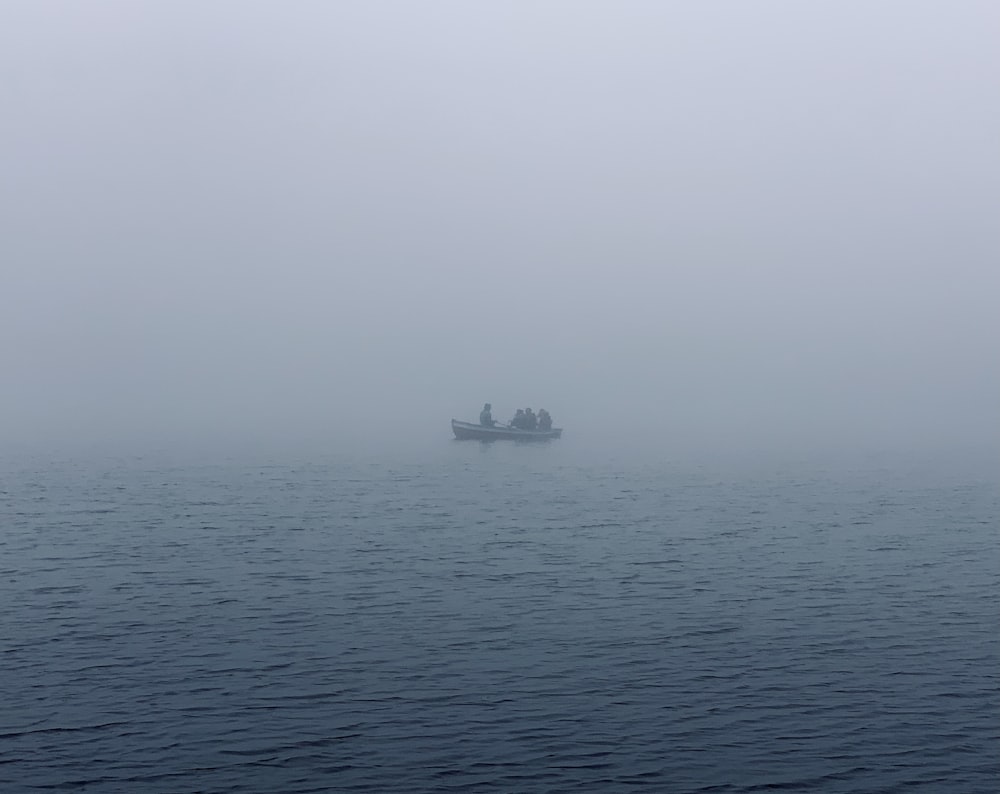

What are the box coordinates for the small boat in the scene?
[451,419,563,441]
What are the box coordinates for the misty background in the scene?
[2,1,998,458]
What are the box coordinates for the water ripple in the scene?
[0,451,997,792]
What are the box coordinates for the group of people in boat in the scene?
[480,403,553,432]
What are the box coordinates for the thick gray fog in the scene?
[2,2,998,457]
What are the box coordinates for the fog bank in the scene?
[2,1,998,458]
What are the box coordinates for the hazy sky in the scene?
[2,1,998,455]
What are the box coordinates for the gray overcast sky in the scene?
[1,1,997,455]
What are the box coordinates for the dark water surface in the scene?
[2,443,997,792]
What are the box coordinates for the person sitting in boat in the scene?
[538,408,552,431]
[524,408,538,430]
[479,403,495,427]
[510,408,526,429]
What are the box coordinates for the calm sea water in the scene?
[1,442,997,793]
